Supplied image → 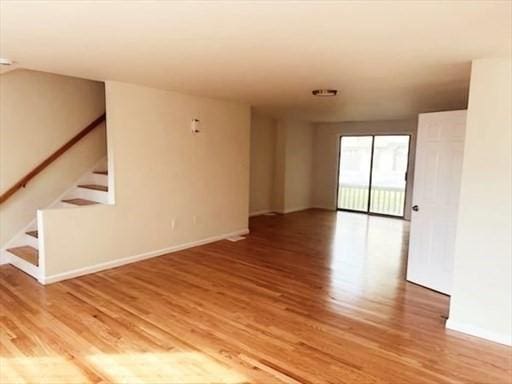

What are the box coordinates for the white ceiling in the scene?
[1,1,511,122]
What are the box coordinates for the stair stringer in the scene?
[1,157,109,280]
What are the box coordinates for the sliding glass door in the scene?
[337,135,410,217]
[337,136,373,212]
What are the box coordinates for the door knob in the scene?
[412,205,419,212]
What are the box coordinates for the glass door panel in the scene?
[337,136,372,212]
[369,135,410,216]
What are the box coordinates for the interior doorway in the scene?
[337,135,411,218]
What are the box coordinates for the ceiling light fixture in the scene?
[0,58,13,66]
[312,89,338,97]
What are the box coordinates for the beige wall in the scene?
[249,116,314,215]
[448,58,512,345]
[0,69,106,247]
[282,120,314,213]
[272,121,287,212]
[249,112,276,215]
[312,119,417,219]
[40,81,250,279]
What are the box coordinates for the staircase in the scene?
[2,159,109,280]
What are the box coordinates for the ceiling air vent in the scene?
[312,89,338,97]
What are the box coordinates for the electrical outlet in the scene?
[171,218,176,231]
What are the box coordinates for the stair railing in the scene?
[0,113,106,204]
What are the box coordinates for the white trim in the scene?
[1,218,37,251]
[0,250,10,265]
[0,157,108,278]
[4,252,42,280]
[0,216,41,278]
[249,209,273,217]
[311,205,335,211]
[36,210,46,283]
[0,217,40,276]
[446,319,512,346]
[0,157,108,251]
[41,228,249,285]
[279,206,312,214]
[50,156,109,208]
[105,111,116,205]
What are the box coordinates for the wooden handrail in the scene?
[0,113,106,204]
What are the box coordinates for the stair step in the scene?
[26,230,38,238]
[7,246,39,266]
[62,198,99,206]
[78,184,108,192]
[93,170,108,175]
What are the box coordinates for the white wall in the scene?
[312,119,417,219]
[447,58,512,346]
[0,69,106,247]
[249,112,276,215]
[40,81,250,280]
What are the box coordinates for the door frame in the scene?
[335,133,412,219]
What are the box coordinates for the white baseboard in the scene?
[446,319,512,346]
[249,209,272,217]
[41,228,249,285]
[311,205,335,211]
[281,206,312,214]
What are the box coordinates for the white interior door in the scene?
[407,110,466,295]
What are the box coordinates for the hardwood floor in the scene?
[1,210,511,383]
